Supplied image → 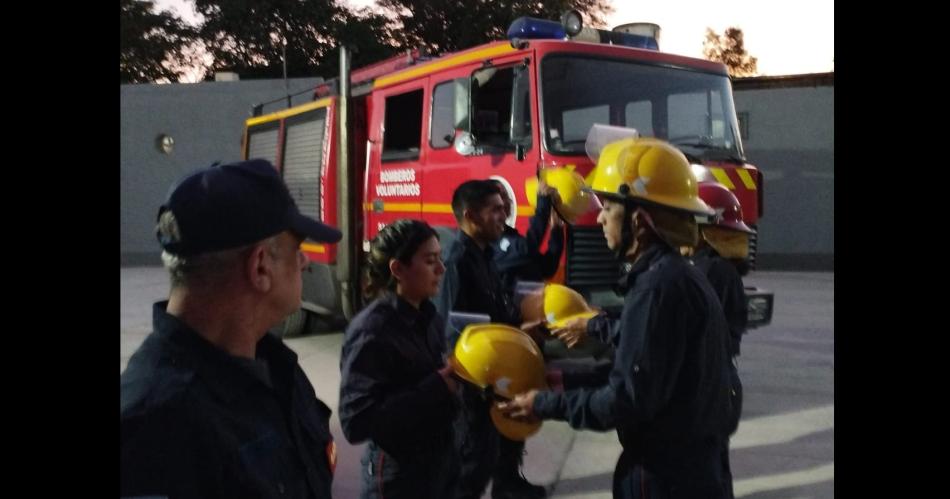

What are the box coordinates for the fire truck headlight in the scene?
[747,296,770,323]
[690,164,710,182]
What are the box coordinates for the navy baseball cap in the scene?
[157,159,342,256]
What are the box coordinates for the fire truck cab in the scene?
[243,14,769,335]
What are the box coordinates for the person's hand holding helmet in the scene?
[496,389,541,423]
[537,179,558,201]
[551,315,590,348]
[538,179,565,224]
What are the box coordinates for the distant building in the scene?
[733,72,834,270]
[121,77,321,265]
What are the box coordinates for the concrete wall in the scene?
[733,76,834,270]
[120,78,321,265]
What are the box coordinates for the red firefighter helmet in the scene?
[697,182,755,234]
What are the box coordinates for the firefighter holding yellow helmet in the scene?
[498,136,737,499]
[490,177,564,300]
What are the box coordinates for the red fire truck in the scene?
[242,13,769,335]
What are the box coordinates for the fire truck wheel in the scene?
[280,309,308,338]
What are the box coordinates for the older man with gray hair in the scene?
[121,159,341,499]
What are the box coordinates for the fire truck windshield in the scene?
[541,54,744,161]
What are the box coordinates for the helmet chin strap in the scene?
[617,203,635,261]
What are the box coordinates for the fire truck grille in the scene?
[747,224,758,270]
[566,226,621,290]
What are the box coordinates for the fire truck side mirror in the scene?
[454,131,476,156]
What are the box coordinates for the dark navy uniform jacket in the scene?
[431,229,528,498]
[121,302,334,499]
[436,231,521,330]
[338,294,458,498]
[493,194,564,295]
[533,244,733,486]
[691,246,747,357]
[338,294,456,458]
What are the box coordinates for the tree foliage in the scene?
[120,0,199,83]
[122,0,615,83]
[702,27,758,77]
[193,0,399,80]
[378,0,613,54]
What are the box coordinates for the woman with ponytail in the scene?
[338,219,459,498]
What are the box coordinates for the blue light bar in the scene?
[614,32,659,50]
[507,17,566,40]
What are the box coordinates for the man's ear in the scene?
[460,207,477,231]
[246,243,273,293]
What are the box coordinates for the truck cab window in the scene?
[382,89,423,162]
[668,89,731,147]
[541,55,742,158]
[471,65,531,151]
[624,101,653,136]
[430,78,471,149]
[563,105,609,142]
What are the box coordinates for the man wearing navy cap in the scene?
[121,159,342,499]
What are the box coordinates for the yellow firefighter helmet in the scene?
[525,166,596,224]
[585,137,714,216]
[541,284,598,328]
[451,323,547,440]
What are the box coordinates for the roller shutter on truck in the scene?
[245,108,328,222]
[246,123,280,166]
[282,109,327,221]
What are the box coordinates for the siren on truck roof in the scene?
[507,10,660,51]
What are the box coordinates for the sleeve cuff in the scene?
[533,390,561,419]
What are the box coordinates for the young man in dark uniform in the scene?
[435,179,547,499]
